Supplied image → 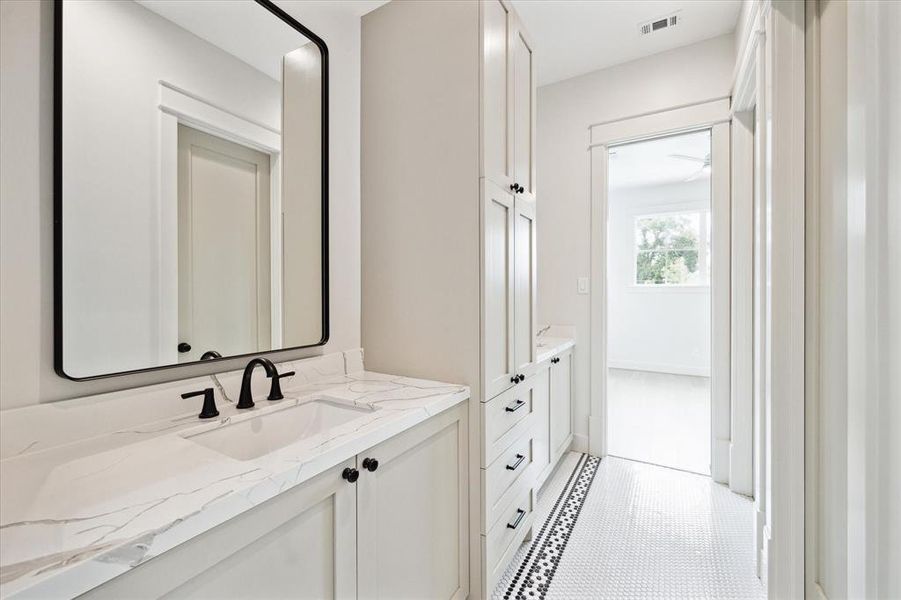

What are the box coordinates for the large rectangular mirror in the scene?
[55,0,328,380]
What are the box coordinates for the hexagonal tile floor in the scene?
[494,453,765,599]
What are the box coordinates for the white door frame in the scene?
[729,0,808,596]
[157,81,283,363]
[587,98,732,483]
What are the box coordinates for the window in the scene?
[633,211,710,285]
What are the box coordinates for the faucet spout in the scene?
[237,357,276,409]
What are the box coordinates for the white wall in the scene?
[537,34,735,447]
[608,179,711,376]
[0,0,361,408]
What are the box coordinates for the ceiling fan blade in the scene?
[684,165,709,182]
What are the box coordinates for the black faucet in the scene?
[182,388,219,419]
[236,357,295,409]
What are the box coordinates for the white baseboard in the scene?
[572,433,589,454]
[758,520,770,586]
[712,437,730,484]
[587,414,604,456]
[728,441,754,496]
[607,359,710,378]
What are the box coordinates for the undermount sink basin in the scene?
[185,399,376,461]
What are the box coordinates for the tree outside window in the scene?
[634,211,709,285]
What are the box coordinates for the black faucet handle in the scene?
[267,370,295,401]
[182,388,219,419]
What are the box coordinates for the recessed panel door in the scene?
[511,16,535,202]
[177,125,271,362]
[513,197,536,377]
[483,180,517,399]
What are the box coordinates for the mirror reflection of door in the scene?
[177,125,271,362]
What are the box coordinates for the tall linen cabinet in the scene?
[361,1,537,597]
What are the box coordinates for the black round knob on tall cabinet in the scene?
[510,183,518,192]
[342,467,359,483]
[178,342,192,353]
[362,458,379,472]
[511,375,519,384]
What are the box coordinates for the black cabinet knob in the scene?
[342,467,359,483]
[511,375,520,384]
[518,373,526,381]
[362,457,379,472]
[178,342,192,353]
[517,184,525,193]
[510,183,518,192]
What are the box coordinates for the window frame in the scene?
[630,208,711,289]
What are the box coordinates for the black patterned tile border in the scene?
[502,453,601,600]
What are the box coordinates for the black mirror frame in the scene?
[53,0,329,381]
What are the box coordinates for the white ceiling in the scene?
[510,0,742,86]
[137,1,309,80]
[608,129,711,189]
[137,0,390,80]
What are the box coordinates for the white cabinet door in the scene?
[531,365,551,484]
[513,197,536,378]
[549,351,573,460]
[481,0,513,190]
[357,405,468,600]
[82,461,357,600]
[511,14,535,203]
[483,180,516,399]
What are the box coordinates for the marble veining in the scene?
[0,350,468,599]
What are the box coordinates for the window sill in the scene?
[627,284,710,294]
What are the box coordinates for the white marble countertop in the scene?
[0,358,468,598]
[536,336,575,365]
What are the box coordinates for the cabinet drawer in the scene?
[482,381,534,466]
[482,485,534,594]
[482,430,534,532]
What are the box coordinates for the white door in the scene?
[483,180,516,399]
[513,197,536,377]
[177,125,271,362]
[81,461,357,599]
[549,351,573,460]
[511,14,535,203]
[481,0,513,191]
[357,405,468,600]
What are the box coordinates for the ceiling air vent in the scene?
[639,13,680,36]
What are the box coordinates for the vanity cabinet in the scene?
[549,350,574,464]
[81,404,467,600]
[357,404,469,600]
[81,460,358,600]
[530,366,551,483]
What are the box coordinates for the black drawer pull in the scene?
[506,453,526,471]
[505,399,525,413]
[507,508,526,530]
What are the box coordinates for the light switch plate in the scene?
[577,277,589,294]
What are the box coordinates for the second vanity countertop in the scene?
[536,336,575,365]
[0,366,468,599]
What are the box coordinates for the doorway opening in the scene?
[605,129,712,475]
